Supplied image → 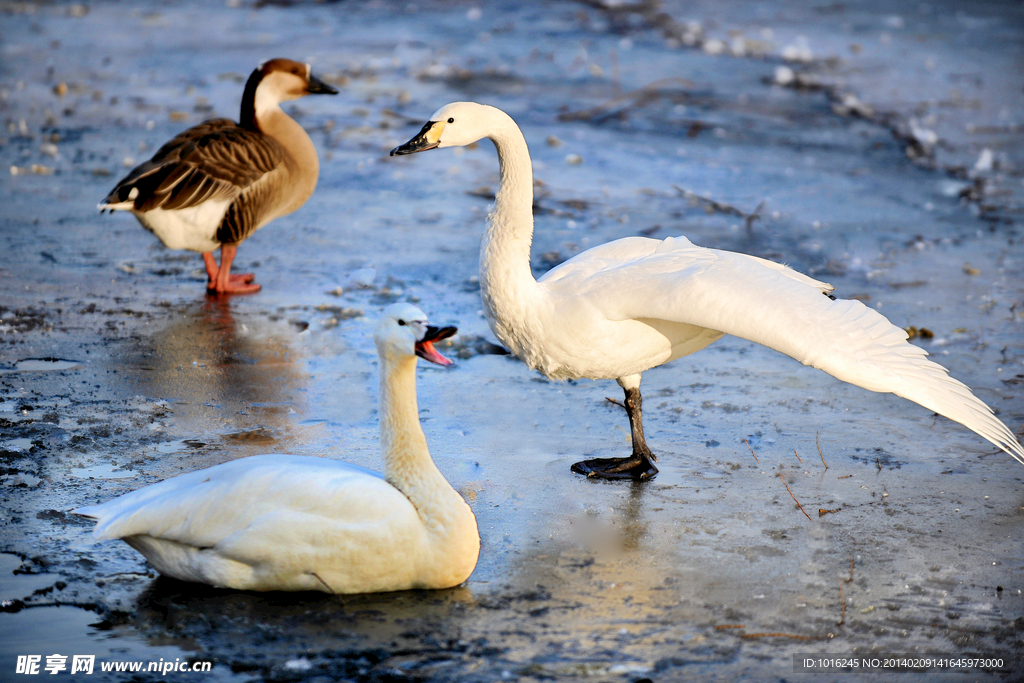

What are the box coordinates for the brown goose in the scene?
[100,58,337,294]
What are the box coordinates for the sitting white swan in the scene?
[73,304,479,593]
[391,102,1024,480]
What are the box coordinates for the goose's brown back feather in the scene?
[103,118,287,242]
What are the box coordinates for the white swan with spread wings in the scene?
[391,102,1024,480]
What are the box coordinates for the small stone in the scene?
[774,66,795,86]
[702,38,726,55]
[973,148,994,173]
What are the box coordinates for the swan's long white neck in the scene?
[479,110,543,356]
[378,353,459,529]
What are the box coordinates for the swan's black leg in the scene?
[571,385,659,481]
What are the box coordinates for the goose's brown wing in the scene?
[102,119,286,214]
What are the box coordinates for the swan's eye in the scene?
[447,117,454,124]
[397,319,406,326]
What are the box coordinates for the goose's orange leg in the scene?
[203,245,259,295]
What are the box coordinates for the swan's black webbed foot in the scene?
[573,383,659,480]
[571,454,658,481]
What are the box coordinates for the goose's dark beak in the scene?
[415,325,457,366]
[307,73,338,95]
[390,120,443,156]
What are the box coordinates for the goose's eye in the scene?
[447,117,454,124]
[397,319,406,326]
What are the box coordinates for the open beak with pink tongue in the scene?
[416,325,457,366]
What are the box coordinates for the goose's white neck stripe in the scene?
[253,84,284,120]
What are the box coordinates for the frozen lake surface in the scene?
[1,1,1022,680]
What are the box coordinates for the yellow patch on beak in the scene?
[389,120,445,156]
[425,121,445,144]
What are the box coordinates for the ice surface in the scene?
[0,1,1021,681]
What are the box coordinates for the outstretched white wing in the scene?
[551,235,1023,464]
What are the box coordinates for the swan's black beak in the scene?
[390,121,442,156]
[306,73,338,95]
[415,325,457,366]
